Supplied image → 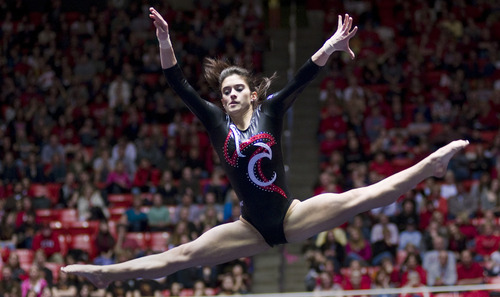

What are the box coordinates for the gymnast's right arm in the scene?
[149,7,222,128]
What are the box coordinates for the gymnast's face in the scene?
[221,74,257,117]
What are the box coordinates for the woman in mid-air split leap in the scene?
[62,7,469,288]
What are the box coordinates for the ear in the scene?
[251,91,258,101]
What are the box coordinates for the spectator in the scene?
[372,268,397,297]
[132,279,163,297]
[106,160,133,194]
[193,280,209,296]
[51,269,77,297]
[317,228,346,269]
[147,193,171,232]
[394,198,420,231]
[173,192,201,225]
[345,226,372,265]
[440,171,458,200]
[202,167,228,204]
[456,249,489,297]
[230,262,251,294]
[111,137,137,176]
[398,219,422,251]
[92,149,114,185]
[33,249,53,288]
[94,220,116,264]
[475,223,500,260]
[0,265,22,297]
[21,264,48,297]
[32,224,63,263]
[156,169,179,205]
[178,167,202,202]
[108,75,131,110]
[456,249,484,285]
[473,173,500,214]
[426,250,457,286]
[370,214,398,246]
[447,182,478,220]
[314,271,341,292]
[132,157,160,193]
[45,153,67,183]
[217,273,237,296]
[400,253,427,287]
[120,194,149,232]
[379,257,401,288]
[57,172,78,208]
[1,151,21,183]
[447,222,467,255]
[340,261,371,291]
[105,280,133,297]
[23,152,45,183]
[40,134,65,165]
[76,183,109,221]
[136,136,163,167]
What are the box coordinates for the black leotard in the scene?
[163,59,322,246]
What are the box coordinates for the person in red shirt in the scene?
[400,252,427,287]
[475,223,500,260]
[369,151,394,178]
[32,224,63,263]
[456,249,488,297]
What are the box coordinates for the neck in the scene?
[231,108,254,130]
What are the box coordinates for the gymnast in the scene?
[62,7,469,288]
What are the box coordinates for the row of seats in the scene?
[2,231,170,276]
[25,177,227,207]
[36,205,181,224]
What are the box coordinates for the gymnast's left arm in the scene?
[311,13,358,66]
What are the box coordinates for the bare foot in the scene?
[61,264,110,288]
[427,140,469,178]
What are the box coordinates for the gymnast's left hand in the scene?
[321,14,358,59]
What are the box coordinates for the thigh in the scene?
[183,219,271,268]
[283,191,361,243]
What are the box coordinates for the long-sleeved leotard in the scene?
[163,59,322,246]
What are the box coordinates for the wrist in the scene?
[159,37,172,49]
[322,41,337,55]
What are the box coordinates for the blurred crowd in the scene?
[1,0,500,296]
[304,0,500,296]
[0,0,266,296]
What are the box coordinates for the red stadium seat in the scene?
[45,183,62,205]
[57,208,78,223]
[180,289,194,296]
[108,193,134,208]
[150,232,170,252]
[110,207,127,221]
[15,249,34,271]
[36,209,57,224]
[125,232,151,251]
[65,221,99,235]
[67,234,96,260]
[30,184,48,198]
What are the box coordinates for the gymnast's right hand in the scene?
[149,7,172,49]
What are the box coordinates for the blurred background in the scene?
[0,0,500,296]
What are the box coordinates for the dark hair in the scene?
[203,57,276,104]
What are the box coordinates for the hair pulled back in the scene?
[203,58,276,103]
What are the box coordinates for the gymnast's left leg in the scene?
[283,140,468,243]
[61,219,270,288]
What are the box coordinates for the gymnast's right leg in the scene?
[61,219,270,288]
